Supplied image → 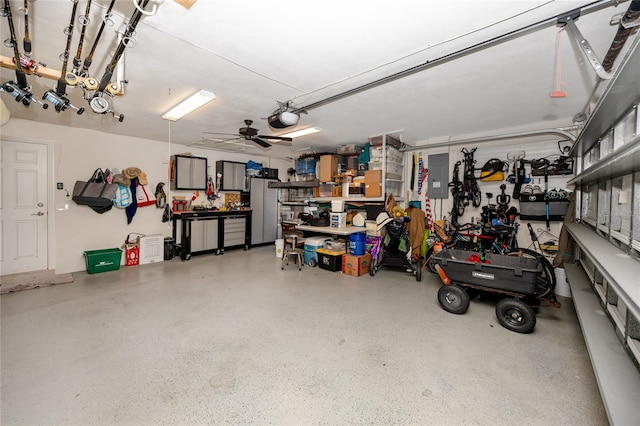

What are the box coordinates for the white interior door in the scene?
[0,140,49,275]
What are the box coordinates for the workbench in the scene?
[172,210,252,260]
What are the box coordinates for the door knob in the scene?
[31,212,44,216]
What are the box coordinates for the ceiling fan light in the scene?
[268,111,299,128]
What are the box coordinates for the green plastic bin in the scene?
[84,248,122,274]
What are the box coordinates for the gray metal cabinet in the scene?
[171,155,207,190]
[249,177,278,245]
[216,161,246,191]
[190,219,219,252]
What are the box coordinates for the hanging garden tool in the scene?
[417,153,426,196]
[65,0,99,91]
[424,168,433,232]
[88,0,152,122]
[0,0,47,108]
[41,0,85,114]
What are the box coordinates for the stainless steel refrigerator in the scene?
[249,177,278,245]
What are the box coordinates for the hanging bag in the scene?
[479,159,506,182]
[135,183,156,207]
[72,168,119,214]
[113,185,133,208]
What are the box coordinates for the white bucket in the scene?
[554,267,571,298]
[331,200,345,212]
[275,239,284,258]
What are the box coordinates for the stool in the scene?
[281,233,304,270]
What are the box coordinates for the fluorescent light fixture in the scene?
[162,90,215,121]
[280,127,322,138]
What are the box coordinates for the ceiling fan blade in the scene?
[202,132,241,136]
[203,137,243,144]
[251,137,272,148]
[257,135,293,141]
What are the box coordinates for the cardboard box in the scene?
[365,182,382,197]
[342,253,372,277]
[320,155,339,182]
[365,169,382,183]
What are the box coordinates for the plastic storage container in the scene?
[275,239,284,258]
[349,233,366,256]
[295,157,317,176]
[304,236,331,266]
[317,248,345,272]
[84,248,122,274]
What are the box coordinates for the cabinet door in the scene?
[191,219,218,252]
[219,161,246,191]
[205,219,219,250]
[222,162,235,190]
[190,220,206,252]
[233,163,246,190]
[263,184,278,242]
[251,179,265,244]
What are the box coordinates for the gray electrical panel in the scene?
[427,153,449,199]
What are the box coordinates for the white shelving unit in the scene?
[369,132,406,202]
[311,133,407,204]
[269,180,319,225]
[565,37,640,425]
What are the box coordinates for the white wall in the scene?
[407,137,574,250]
[1,118,292,274]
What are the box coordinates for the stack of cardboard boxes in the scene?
[315,154,382,199]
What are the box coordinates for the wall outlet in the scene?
[57,182,64,190]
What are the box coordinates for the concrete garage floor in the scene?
[1,245,606,425]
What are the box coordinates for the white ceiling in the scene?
[1,0,637,159]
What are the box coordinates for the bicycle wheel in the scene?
[505,248,556,298]
[454,196,465,217]
[472,189,482,207]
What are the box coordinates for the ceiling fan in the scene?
[203,119,293,148]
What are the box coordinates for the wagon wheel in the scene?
[437,284,470,314]
[415,257,423,282]
[425,247,439,274]
[495,298,536,333]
